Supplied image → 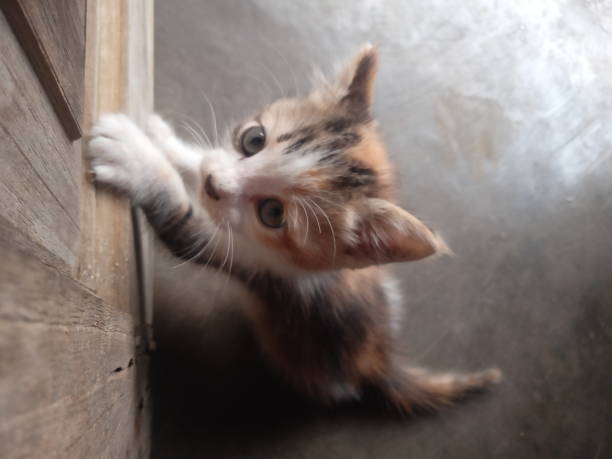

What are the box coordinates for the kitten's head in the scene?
[200,45,447,274]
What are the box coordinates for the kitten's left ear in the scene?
[339,199,450,269]
[338,44,379,119]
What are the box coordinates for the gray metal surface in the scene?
[153,1,612,457]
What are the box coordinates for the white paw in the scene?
[88,113,169,197]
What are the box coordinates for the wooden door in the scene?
[0,1,153,456]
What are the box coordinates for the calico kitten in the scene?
[88,45,500,412]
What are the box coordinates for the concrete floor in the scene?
[152,1,612,457]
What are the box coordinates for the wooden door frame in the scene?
[0,0,154,456]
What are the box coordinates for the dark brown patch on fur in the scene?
[332,159,377,192]
[245,268,393,400]
[326,132,361,155]
[324,117,354,133]
[277,124,313,147]
[277,132,293,143]
[285,134,316,154]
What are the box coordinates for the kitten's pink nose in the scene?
[204,174,221,201]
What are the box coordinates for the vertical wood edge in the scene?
[126,0,156,351]
[76,0,99,290]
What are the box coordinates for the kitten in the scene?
[88,45,500,412]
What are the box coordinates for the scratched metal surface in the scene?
[152,1,612,457]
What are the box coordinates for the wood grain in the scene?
[0,239,148,457]
[77,1,154,455]
[78,0,155,317]
[1,0,86,140]
[0,0,154,456]
[78,0,155,344]
[79,0,131,311]
[0,11,80,274]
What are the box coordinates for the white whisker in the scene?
[296,198,310,245]
[257,61,285,98]
[242,73,275,103]
[216,221,232,279]
[222,223,235,292]
[200,90,219,146]
[180,119,211,149]
[202,223,223,269]
[271,46,299,96]
[179,120,205,147]
[308,198,337,258]
[313,193,346,211]
[303,198,322,234]
[170,111,213,147]
[172,224,219,268]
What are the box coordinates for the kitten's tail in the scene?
[375,366,501,414]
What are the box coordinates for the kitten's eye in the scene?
[240,125,266,156]
[258,198,285,228]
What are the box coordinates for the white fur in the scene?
[380,271,404,334]
[294,271,340,300]
[88,114,189,211]
[146,114,205,189]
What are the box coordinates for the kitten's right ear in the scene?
[337,44,379,120]
[338,199,450,269]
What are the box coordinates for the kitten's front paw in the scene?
[88,113,168,196]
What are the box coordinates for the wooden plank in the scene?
[77,0,154,454]
[0,0,86,140]
[0,0,153,456]
[78,0,133,311]
[0,10,80,274]
[78,0,155,336]
[0,239,149,458]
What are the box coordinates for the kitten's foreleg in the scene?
[145,113,206,189]
[87,114,219,264]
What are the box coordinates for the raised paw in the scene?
[87,113,170,197]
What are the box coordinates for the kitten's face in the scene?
[199,46,446,274]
